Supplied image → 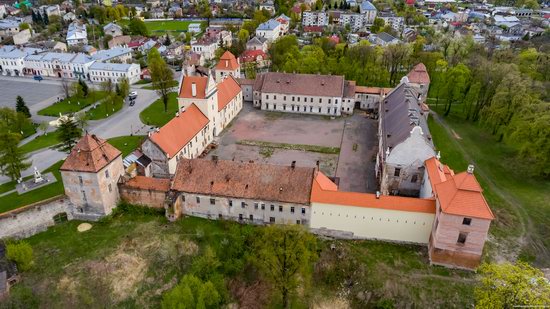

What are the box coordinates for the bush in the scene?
[6,241,34,271]
[111,201,165,217]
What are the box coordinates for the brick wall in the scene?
[119,185,167,208]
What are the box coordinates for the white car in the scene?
[129,91,138,100]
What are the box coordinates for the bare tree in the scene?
[60,78,71,99]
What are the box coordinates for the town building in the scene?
[354,86,392,111]
[66,22,87,46]
[256,19,283,42]
[12,29,30,45]
[372,32,400,46]
[103,22,123,37]
[0,45,42,77]
[302,11,329,27]
[246,36,269,52]
[0,19,19,41]
[92,47,132,63]
[60,134,125,220]
[24,52,94,79]
[88,62,141,84]
[214,50,240,83]
[359,1,377,24]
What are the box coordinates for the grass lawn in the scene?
[135,79,151,85]
[0,160,64,214]
[428,108,550,265]
[37,91,107,116]
[107,135,145,157]
[139,92,178,127]
[237,140,341,154]
[19,131,61,154]
[85,96,124,120]
[144,20,205,34]
[4,211,476,308]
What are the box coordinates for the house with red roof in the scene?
[215,51,240,83]
[239,49,270,69]
[406,63,430,97]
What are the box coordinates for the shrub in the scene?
[6,241,34,271]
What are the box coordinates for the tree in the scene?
[475,262,550,308]
[238,29,249,43]
[440,63,470,116]
[57,116,82,152]
[6,241,34,271]
[0,132,30,181]
[148,48,174,112]
[129,18,149,36]
[118,77,130,99]
[0,107,32,137]
[371,18,385,33]
[253,225,317,308]
[164,33,171,46]
[38,121,49,136]
[19,22,30,31]
[42,8,49,25]
[161,274,221,309]
[15,96,31,118]
[60,78,71,99]
[79,78,89,97]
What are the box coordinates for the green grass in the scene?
[85,96,124,120]
[19,131,61,154]
[0,160,65,214]
[428,108,550,266]
[144,20,205,34]
[139,92,178,127]
[142,80,178,91]
[135,79,151,85]
[237,140,341,154]
[107,135,145,157]
[37,91,107,116]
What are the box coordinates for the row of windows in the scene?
[212,213,303,225]
[265,94,340,105]
[265,103,339,115]
[195,196,307,214]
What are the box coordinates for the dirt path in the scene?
[431,113,549,262]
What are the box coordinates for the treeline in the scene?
[268,34,550,177]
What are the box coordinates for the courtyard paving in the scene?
[207,104,379,193]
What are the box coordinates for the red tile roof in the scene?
[149,104,209,158]
[217,75,241,111]
[179,76,208,99]
[304,26,324,33]
[239,49,268,63]
[215,51,239,71]
[311,172,436,214]
[124,176,171,192]
[407,63,430,84]
[355,86,392,95]
[425,157,494,220]
[60,134,121,173]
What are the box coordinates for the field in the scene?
[107,135,145,157]
[139,92,178,127]
[144,20,205,34]
[3,208,476,308]
[85,96,124,120]
[428,109,550,266]
[37,91,107,116]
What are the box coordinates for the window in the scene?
[411,174,418,183]
[196,196,200,203]
[290,207,295,213]
[105,170,110,178]
[239,213,243,221]
[266,95,269,99]
[270,205,275,211]
[270,217,275,223]
[78,176,83,185]
[241,201,246,208]
[274,95,276,100]
[108,184,112,192]
[462,218,472,226]
[301,207,306,215]
[254,202,259,209]
[319,98,322,103]
[81,190,87,202]
[296,220,301,224]
[229,200,233,207]
[210,198,216,205]
[457,232,467,244]
[283,96,286,101]
[218,214,223,219]
[249,214,254,221]
[394,168,401,177]
[279,205,283,212]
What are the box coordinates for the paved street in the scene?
[0,76,160,184]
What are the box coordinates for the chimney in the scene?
[376,191,381,199]
[291,161,296,169]
[191,82,197,97]
[467,164,475,174]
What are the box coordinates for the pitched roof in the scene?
[215,50,239,71]
[149,104,209,158]
[179,76,208,99]
[217,75,241,111]
[425,157,494,220]
[60,134,121,173]
[239,49,268,63]
[254,72,345,97]
[124,176,170,192]
[172,159,315,205]
[311,172,436,213]
[407,63,430,84]
[355,86,392,95]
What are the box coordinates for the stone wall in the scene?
[119,185,167,208]
[0,196,73,239]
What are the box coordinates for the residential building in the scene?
[60,134,125,220]
[406,63,430,98]
[39,4,61,16]
[239,49,270,70]
[191,29,231,63]
[0,45,38,76]
[63,12,76,22]
[256,19,283,42]
[12,29,31,45]
[354,86,391,111]
[103,22,123,37]
[92,47,132,63]
[89,62,141,84]
[339,13,366,31]
[246,36,268,52]
[66,22,88,46]
[372,32,400,45]
[0,19,19,41]
[359,1,377,24]
[24,52,94,79]
[380,15,404,32]
[214,50,240,82]
[259,0,275,15]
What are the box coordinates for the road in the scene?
[0,76,160,184]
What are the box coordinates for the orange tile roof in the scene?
[60,134,121,173]
[407,63,430,84]
[311,172,436,214]
[425,157,494,220]
[215,51,239,71]
[355,86,393,95]
[124,176,170,192]
[179,76,208,99]
[149,104,209,158]
[216,75,241,111]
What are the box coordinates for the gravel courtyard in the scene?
[207,104,378,193]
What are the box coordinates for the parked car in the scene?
[33,75,43,81]
[129,91,138,100]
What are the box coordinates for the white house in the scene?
[302,11,329,27]
[255,19,283,42]
[66,22,88,46]
[103,22,123,37]
[359,1,377,24]
[89,62,141,84]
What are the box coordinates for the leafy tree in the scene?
[253,225,318,308]
[19,22,30,30]
[371,18,385,33]
[440,62,470,116]
[161,275,221,309]
[129,18,149,36]
[38,121,49,136]
[0,132,30,181]
[164,34,171,46]
[103,34,113,49]
[475,262,550,308]
[79,78,89,97]
[190,246,221,280]
[6,241,34,271]
[0,107,32,136]
[118,77,130,99]
[42,8,49,25]
[148,48,174,112]
[57,116,82,152]
[238,29,249,43]
[15,96,31,118]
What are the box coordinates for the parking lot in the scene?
[0,77,62,108]
[207,104,379,193]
